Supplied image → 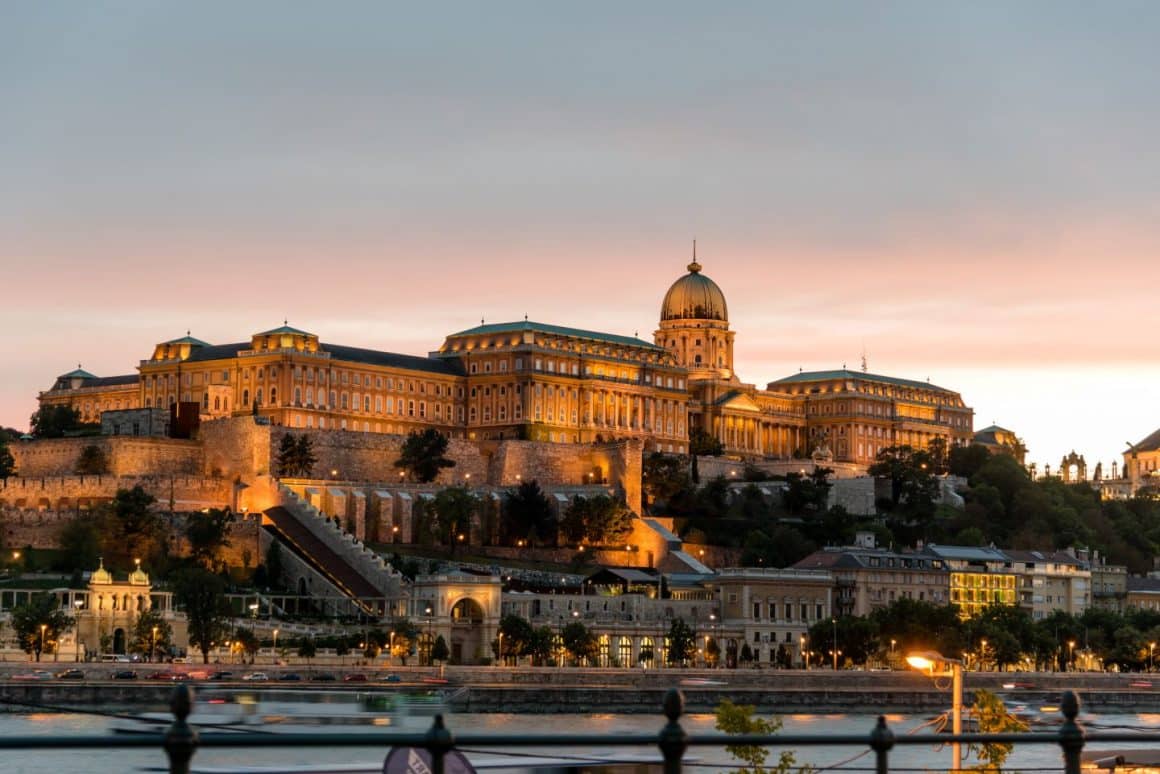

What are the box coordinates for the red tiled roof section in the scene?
[264,506,381,599]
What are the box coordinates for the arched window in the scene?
[364,395,371,412]
[294,387,301,405]
[269,387,277,404]
[256,388,264,405]
[243,389,250,406]
[341,392,349,409]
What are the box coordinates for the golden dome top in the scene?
[660,258,728,322]
[90,558,112,585]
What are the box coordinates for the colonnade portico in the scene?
[710,414,806,459]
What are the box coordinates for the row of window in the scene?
[751,602,827,622]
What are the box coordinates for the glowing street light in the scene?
[273,628,279,663]
[152,626,159,662]
[1150,642,1156,672]
[39,623,47,662]
[1069,640,1076,672]
[907,651,964,770]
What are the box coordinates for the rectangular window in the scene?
[752,603,761,620]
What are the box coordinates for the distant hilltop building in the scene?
[1125,427,1160,493]
[35,253,974,468]
[973,424,1027,465]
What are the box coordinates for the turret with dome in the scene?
[655,247,736,381]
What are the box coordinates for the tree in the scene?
[715,699,800,774]
[0,436,16,481]
[57,518,102,573]
[968,689,1028,772]
[390,618,420,665]
[643,453,692,510]
[950,444,992,479]
[689,428,724,484]
[561,621,599,666]
[172,567,232,664]
[11,594,74,661]
[561,495,634,545]
[394,428,455,483]
[666,618,697,667]
[105,486,164,571]
[297,638,317,664]
[75,444,109,475]
[432,486,476,553]
[234,627,259,664]
[275,433,317,478]
[783,468,833,515]
[705,637,721,667]
[528,626,556,666]
[503,480,555,546]
[431,634,450,664]
[186,508,234,568]
[129,609,173,660]
[739,642,754,667]
[29,404,83,438]
[498,614,534,664]
[870,445,940,532]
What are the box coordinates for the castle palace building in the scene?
[36,259,974,466]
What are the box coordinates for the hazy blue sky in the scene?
[3,2,1158,470]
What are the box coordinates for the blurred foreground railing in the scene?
[0,686,1149,774]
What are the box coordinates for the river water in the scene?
[2,709,1158,774]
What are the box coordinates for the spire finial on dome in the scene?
[687,238,701,273]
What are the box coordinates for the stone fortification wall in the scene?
[488,439,643,512]
[0,475,234,512]
[828,477,878,516]
[695,455,867,481]
[200,417,272,478]
[265,428,486,486]
[10,437,202,478]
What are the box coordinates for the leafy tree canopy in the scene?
[30,404,85,439]
[11,594,75,661]
[172,567,231,664]
[394,428,455,483]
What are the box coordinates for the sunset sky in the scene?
[3,2,1158,473]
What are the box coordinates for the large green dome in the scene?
[660,260,728,322]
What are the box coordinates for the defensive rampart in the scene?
[10,437,202,478]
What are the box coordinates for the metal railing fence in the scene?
[0,686,1143,774]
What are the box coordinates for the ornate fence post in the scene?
[869,715,895,774]
[1059,690,1085,774]
[425,713,454,774]
[164,683,199,774]
[658,688,687,774]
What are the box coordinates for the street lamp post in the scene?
[1150,642,1156,672]
[907,651,964,770]
[74,600,85,662]
[980,638,988,672]
[800,635,808,670]
[425,606,433,666]
[273,628,279,664]
[39,623,47,662]
[1069,640,1076,672]
[152,626,159,663]
[890,638,897,666]
[498,631,504,666]
[831,618,838,670]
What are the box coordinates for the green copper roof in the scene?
[769,369,955,394]
[162,335,211,347]
[256,324,313,337]
[59,367,97,379]
[447,320,664,351]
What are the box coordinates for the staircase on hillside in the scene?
[263,504,399,617]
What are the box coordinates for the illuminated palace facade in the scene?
[38,260,974,465]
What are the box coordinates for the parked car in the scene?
[148,670,189,681]
[343,673,368,683]
[55,668,85,680]
[112,670,138,680]
[242,672,269,682]
[277,673,303,682]
[310,673,337,682]
[208,671,235,681]
[380,674,402,683]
